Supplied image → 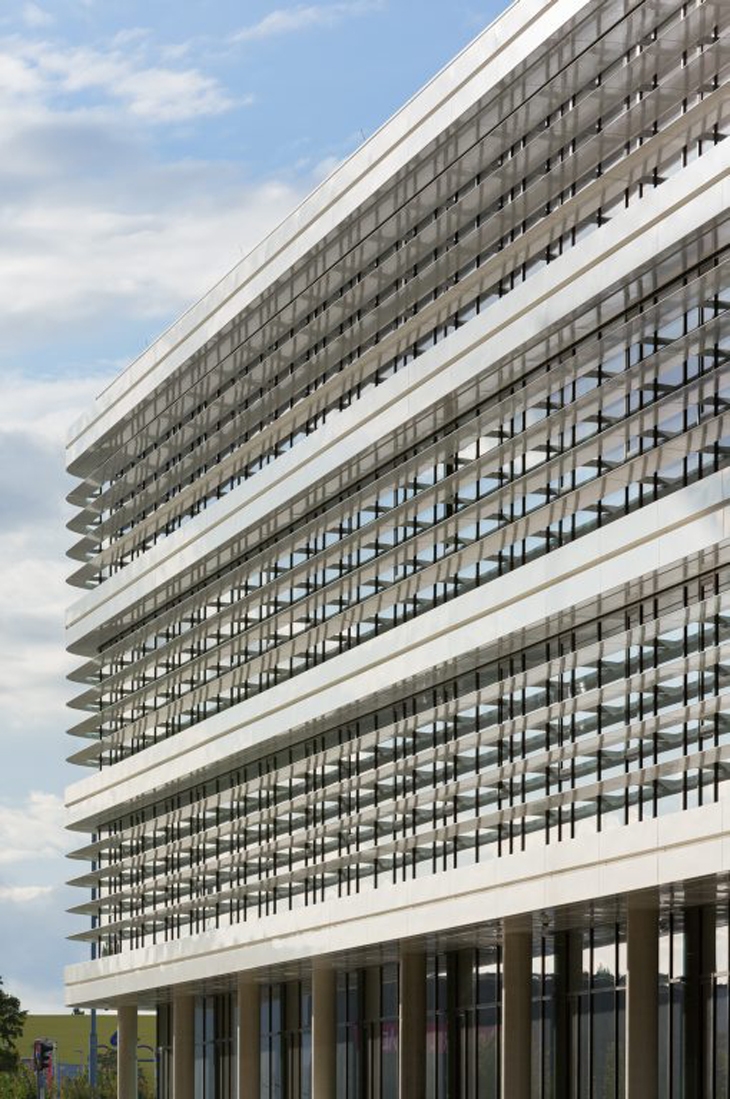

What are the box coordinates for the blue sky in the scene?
[0,0,507,1012]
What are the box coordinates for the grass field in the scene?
[19,1013,156,1078]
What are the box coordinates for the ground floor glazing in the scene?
[125,888,730,1099]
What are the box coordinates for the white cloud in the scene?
[0,373,103,444]
[0,50,45,96]
[22,3,53,29]
[0,792,66,865]
[0,884,54,902]
[6,37,237,121]
[233,1,383,42]
[160,41,192,63]
[73,54,230,121]
[0,32,303,337]
[0,175,303,330]
[109,27,150,48]
[1,976,66,1014]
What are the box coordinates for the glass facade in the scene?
[156,1004,172,1099]
[70,251,730,769]
[66,1,730,1097]
[259,982,311,1099]
[194,996,236,1099]
[73,550,730,956]
[154,908,730,1098]
[68,0,727,580]
[331,965,399,1099]
[425,949,501,1099]
[567,927,625,1099]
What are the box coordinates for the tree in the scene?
[0,979,26,1076]
[0,1066,35,1099]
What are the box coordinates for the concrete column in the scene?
[626,892,658,1099]
[311,967,336,1099]
[399,951,426,1099]
[501,919,532,1099]
[117,1005,137,1099]
[172,993,195,1099]
[238,977,260,1099]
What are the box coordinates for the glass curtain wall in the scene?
[157,1004,172,1099]
[567,925,625,1099]
[457,948,501,1099]
[426,954,451,1099]
[427,948,501,1099]
[286,983,312,1099]
[364,964,399,1099]
[711,905,730,1099]
[87,550,730,957]
[424,934,627,1099]
[261,983,314,1099]
[260,984,283,1098]
[532,936,559,1099]
[151,904,730,1099]
[194,995,236,1099]
[660,905,721,1099]
[337,971,364,1099]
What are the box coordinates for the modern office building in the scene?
[64,0,730,1095]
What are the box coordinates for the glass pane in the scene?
[376,1018,393,1099]
[658,980,670,1099]
[591,990,615,1099]
[593,927,616,986]
[337,1026,348,1098]
[531,998,540,1099]
[348,1024,361,1099]
[271,1032,282,1099]
[301,1030,312,1099]
[477,1006,498,1098]
[580,996,590,1099]
[671,982,684,1099]
[382,965,399,1020]
[716,977,729,1099]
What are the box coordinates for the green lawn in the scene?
[20,1013,156,1078]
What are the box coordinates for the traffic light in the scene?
[33,1039,53,1073]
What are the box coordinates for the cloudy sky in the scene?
[0,0,506,1012]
